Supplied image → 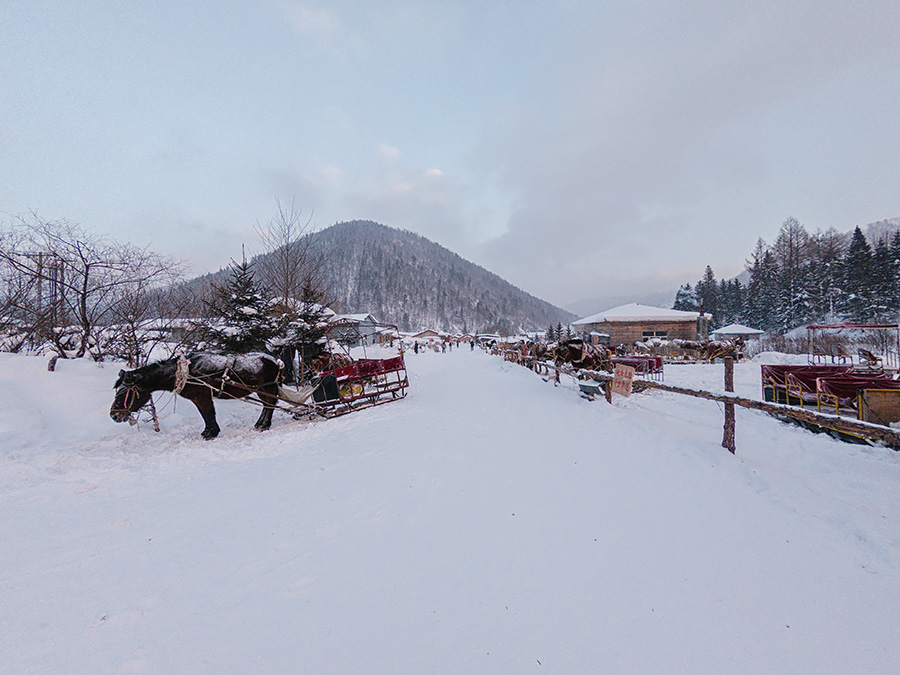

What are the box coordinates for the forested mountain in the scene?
[306,221,573,333]
[673,217,900,333]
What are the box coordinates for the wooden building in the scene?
[330,313,381,346]
[573,303,709,347]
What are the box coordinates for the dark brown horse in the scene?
[110,352,283,439]
[555,339,611,372]
[670,338,744,362]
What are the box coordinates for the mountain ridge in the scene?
[306,221,574,333]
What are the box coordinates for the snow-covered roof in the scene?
[573,303,705,325]
[332,312,377,323]
[711,323,764,336]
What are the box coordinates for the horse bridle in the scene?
[111,383,145,421]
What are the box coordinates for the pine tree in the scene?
[546,324,555,342]
[695,266,721,325]
[871,237,894,321]
[673,283,699,312]
[658,220,900,334]
[717,279,744,327]
[275,276,333,349]
[844,226,874,322]
[807,228,846,322]
[743,239,779,331]
[772,217,812,331]
[890,231,900,316]
[201,253,284,353]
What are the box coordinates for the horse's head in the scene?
[110,369,152,423]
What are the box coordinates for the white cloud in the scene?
[379,143,400,164]
[3,1,898,309]
[470,1,900,305]
[272,0,341,45]
[319,165,342,189]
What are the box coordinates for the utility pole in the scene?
[21,251,62,328]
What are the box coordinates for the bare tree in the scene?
[0,213,183,359]
[105,279,199,367]
[0,254,36,351]
[253,197,326,309]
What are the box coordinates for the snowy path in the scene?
[1,349,899,673]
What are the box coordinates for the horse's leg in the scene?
[254,388,277,430]
[186,386,220,439]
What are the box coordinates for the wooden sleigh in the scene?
[278,354,409,418]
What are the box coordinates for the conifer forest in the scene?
[673,218,900,332]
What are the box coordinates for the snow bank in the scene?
[1,349,899,673]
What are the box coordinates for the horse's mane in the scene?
[129,357,178,389]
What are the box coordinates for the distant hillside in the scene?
[307,221,574,333]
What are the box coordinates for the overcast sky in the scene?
[2,1,898,309]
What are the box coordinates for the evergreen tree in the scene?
[743,239,779,331]
[201,254,285,353]
[734,279,747,323]
[673,283,700,312]
[871,237,894,321]
[281,276,332,346]
[772,217,812,331]
[546,324,555,342]
[844,226,874,321]
[717,278,744,327]
[807,228,846,322]
[695,266,721,325]
[890,231,900,316]
[650,220,900,334]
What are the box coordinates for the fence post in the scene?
[722,356,735,453]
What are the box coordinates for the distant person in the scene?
[414,341,419,354]
[470,340,475,351]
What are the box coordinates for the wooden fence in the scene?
[502,350,900,452]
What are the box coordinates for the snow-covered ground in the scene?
[1,348,898,673]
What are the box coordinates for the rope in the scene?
[218,355,235,395]
[176,370,295,412]
[174,356,190,395]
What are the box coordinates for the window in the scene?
[642,330,668,341]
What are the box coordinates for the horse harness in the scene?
[218,356,236,395]
[175,355,283,399]
[112,383,144,425]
